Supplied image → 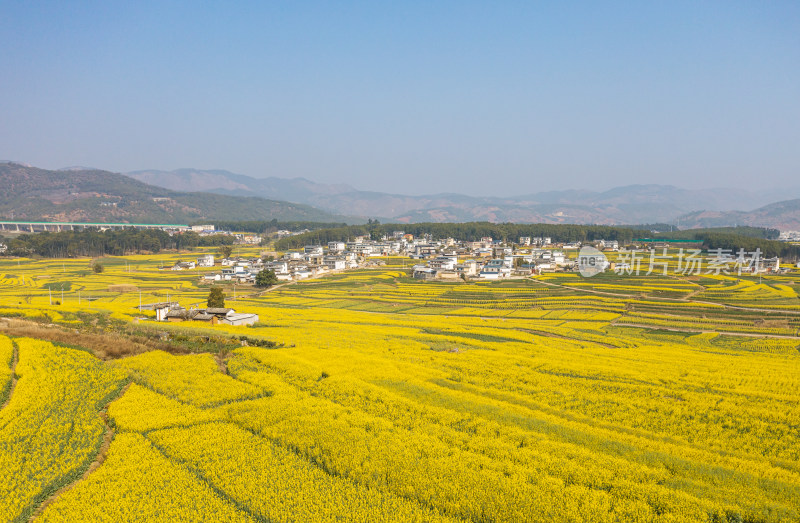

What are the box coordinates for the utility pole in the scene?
[49,287,52,305]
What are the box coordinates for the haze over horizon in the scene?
[1,2,798,196]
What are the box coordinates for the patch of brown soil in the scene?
[0,318,186,360]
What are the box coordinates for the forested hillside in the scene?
[0,163,343,223]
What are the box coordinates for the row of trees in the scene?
[651,226,781,241]
[275,222,642,250]
[694,232,799,260]
[203,220,349,234]
[2,228,235,258]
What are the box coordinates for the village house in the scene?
[413,244,437,258]
[323,256,347,270]
[236,234,261,245]
[758,257,781,273]
[171,261,196,271]
[348,243,374,256]
[493,246,513,258]
[197,254,215,267]
[479,258,512,279]
[264,260,289,274]
[428,255,458,271]
[328,241,346,252]
[157,305,259,326]
[456,259,480,277]
[412,265,437,280]
[597,240,619,251]
[293,267,313,280]
[473,247,493,258]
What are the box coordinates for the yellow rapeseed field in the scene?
[0,253,799,521]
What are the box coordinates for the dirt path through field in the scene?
[0,340,19,411]
[28,383,131,521]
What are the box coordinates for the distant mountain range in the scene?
[0,163,345,224]
[126,168,800,229]
[2,162,798,229]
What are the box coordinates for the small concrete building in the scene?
[328,241,346,252]
[480,259,512,279]
[197,254,215,267]
[220,312,259,326]
[428,256,457,271]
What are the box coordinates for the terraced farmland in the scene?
[0,252,799,521]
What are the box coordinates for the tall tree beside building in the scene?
[219,245,234,259]
[255,269,279,288]
[207,286,225,308]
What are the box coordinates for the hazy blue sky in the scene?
[1,1,798,195]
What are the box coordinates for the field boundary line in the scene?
[612,322,800,340]
[0,339,19,411]
[532,277,800,314]
[688,300,800,315]
[518,328,619,349]
[144,435,269,523]
[28,383,131,521]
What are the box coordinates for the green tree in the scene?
[207,286,225,308]
[92,261,104,273]
[219,245,234,259]
[255,269,279,288]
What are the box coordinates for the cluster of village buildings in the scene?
[778,230,800,242]
[167,229,790,285]
[408,235,606,280]
[169,232,618,282]
[188,224,263,244]
[170,251,362,284]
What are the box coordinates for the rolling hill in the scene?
[0,163,345,224]
[676,199,800,230]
